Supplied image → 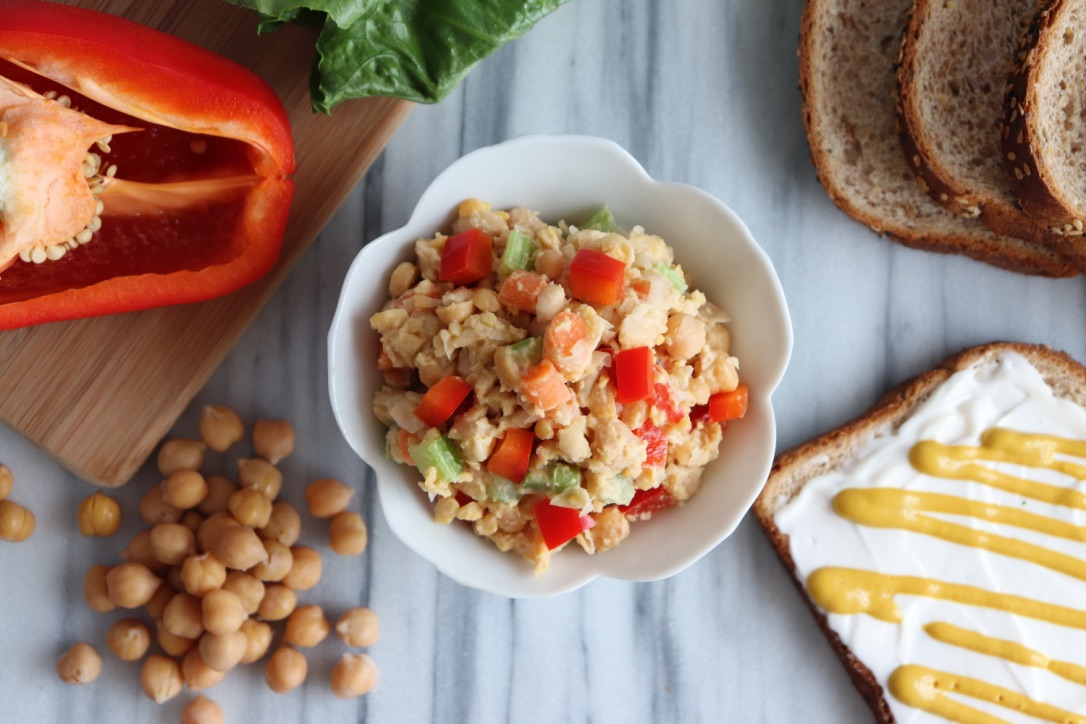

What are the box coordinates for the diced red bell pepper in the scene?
[439,228,493,285]
[0,0,295,330]
[635,422,667,467]
[618,487,675,518]
[569,248,626,306]
[487,428,534,484]
[414,375,472,428]
[614,347,654,403]
[534,498,595,550]
[709,383,749,422]
[653,382,685,423]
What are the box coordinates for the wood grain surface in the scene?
[0,0,411,486]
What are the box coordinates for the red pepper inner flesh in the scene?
[0,58,265,305]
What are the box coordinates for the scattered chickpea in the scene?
[257,583,297,622]
[83,564,117,613]
[140,485,182,525]
[140,654,183,703]
[252,540,293,582]
[258,501,301,547]
[181,647,226,692]
[304,478,354,519]
[237,458,282,500]
[181,695,224,724]
[222,571,265,615]
[162,592,206,640]
[228,488,273,529]
[198,630,247,673]
[283,605,330,648]
[157,438,206,477]
[239,618,273,664]
[106,618,151,661]
[212,525,267,571]
[56,642,102,685]
[156,619,196,657]
[0,464,12,501]
[196,511,241,553]
[181,553,227,597]
[123,529,169,574]
[150,523,197,566]
[329,512,368,557]
[202,589,247,636]
[180,509,206,533]
[199,405,244,453]
[198,476,238,516]
[253,419,295,464]
[330,653,378,698]
[144,583,175,620]
[107,562,162,608]
[282,546,322,591]
[77,491,121,537]
[335,608,380,648]
[264,646,307,694]
[0,500,35,542]
[162,470,209,511]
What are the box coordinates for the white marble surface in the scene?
[3,0,1085,722]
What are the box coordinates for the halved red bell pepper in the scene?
[415,375,473,428]
[439,228,493,285]
[0,0,295,330]
[487,427,534,484]
[534,498,595,550]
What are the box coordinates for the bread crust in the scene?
[799,0,1076,277]
[753,341,1086,724]
[1003,0,1086,268]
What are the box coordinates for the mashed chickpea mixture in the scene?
[370,200,746,575]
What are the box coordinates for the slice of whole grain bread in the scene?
[1005,0,1086,267]
[800,0,1076,276]
[897,0,1051,244]
[753,341,1086,723]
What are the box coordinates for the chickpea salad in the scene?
[369,200,747,575]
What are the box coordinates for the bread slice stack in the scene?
[755,342,1086,722]
[800,0,1081,276]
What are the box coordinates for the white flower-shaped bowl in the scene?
[328,135,792,598]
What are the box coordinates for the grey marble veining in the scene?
[2,0,1082,722]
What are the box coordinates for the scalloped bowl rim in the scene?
[328,135,793,598]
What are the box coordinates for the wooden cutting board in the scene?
[0,0,411,486]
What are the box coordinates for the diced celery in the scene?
[551,463,581,492]
[486,473,520,503]
[502,229,537,271]
[582,205,623,234]
[508,336,543,365]
[655,263,689,293]
[523,462,582,494]
[409,436,464,483]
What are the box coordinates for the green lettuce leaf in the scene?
[225,0,570,111]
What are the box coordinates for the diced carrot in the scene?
[543,310,591,376]
[398,429,416,465]
[521,360,572,411]
[498,270,548,312]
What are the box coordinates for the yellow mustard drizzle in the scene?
[923,622,1086,687]
[887,665,1086,724]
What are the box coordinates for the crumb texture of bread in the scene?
[755,342,1086,723]
[801,0,1075,276]
[898,0,1048,243]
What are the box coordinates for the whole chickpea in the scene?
[181,553,227,597]
[253,419,295,464]
[281,546,322,591]
[77,491,121,537]
[156,619,196,657]
[222,571,265,615]
[106,562,162,608]
[56,642,102,685]
[199,405,244,453]
[83,564,117,613]
[330,653,378,698]
[202,589,247,636]
[0,500,35,542]
[196,511,241,553]
[139,485,182,526]
[252,540,293,582]
[140,654,183,703]
[162,592,205,640]
[257,583,297,622]
[122,529,169,574]
[181,648,226,692]
[283,605,330,648]
[212,525,267,571]
[156,438,206,477]
[239,618,273,664]
[198,476,238,516]
[264,646,307,694]
[181,695,224,724]
[335,607,380,648]
[329,512,368,556]
[304,478,354,519]
[228,487,273,529]
[162,470,209,511]
[144,583,174,620]
[0,464,12,501]
[237,458,282,500]
[258,501,301,547]
[198,630,247,673]
[150,523,197,566]
[106,618,151,661]
[180,509,206,533]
